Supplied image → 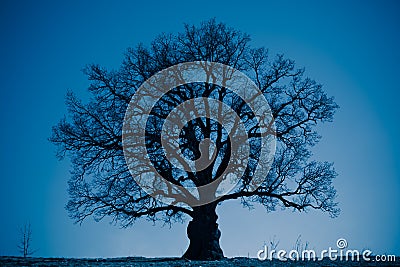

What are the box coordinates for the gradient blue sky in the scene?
[0,0,399,258]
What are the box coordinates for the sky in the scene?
[0,0,399,259]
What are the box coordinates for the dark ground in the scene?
[1,256,399,267]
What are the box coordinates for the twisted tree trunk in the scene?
[183,203,224,260]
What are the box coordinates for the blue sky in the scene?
[0,0,399,258]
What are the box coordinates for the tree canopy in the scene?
[50,19,339,260]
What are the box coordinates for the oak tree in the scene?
[50,19,339,260]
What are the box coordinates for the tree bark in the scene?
[183,203,224,260]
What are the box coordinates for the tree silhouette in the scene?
[50,19,339,260]
[17,222,36,257]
